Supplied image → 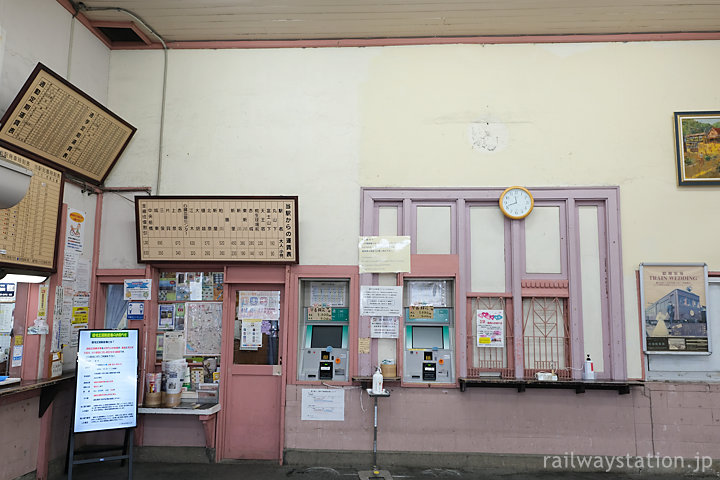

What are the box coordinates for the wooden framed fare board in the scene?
[136,196,299,263]
[0,63,136,184]
[0,146,63,272]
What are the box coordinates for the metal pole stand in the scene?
[358,389,392,480]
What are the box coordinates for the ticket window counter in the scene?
[403,279,455,384]
[297,279,350,382]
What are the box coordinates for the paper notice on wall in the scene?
[65,209,85,253]
[0,304,13,332]
[75,259,91,292]
[358,236,411,273]
[476,309,505,348]
[11,335,23,367]
[360,286,402,317]
[37,285,49,319]
[370,317,399,338]
[358,337,371,354]
[59,286,75,347]
[71,301,89,343]
[301,388,345,421]
[163,331,186,361]
[124,279,152,300]
[241,319,263,348]
[62,250,78,282]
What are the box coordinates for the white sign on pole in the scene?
[360,286,403,317]
[74,330,138,433]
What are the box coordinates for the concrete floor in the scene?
[54,461,720,480]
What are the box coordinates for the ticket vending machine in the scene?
[298,279,350,382]
[403,279,455,383]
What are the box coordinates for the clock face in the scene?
[499,187,534,219]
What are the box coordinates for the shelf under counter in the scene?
[458,377,643,394]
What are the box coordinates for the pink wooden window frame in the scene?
[360,187,627,381]
[287,265,359,385]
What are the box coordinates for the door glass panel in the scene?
[104,284,128,330]
[234,290,281,365]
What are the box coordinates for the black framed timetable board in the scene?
[0,63,136,184]
[74,330,138,433]
[135,196,299,263]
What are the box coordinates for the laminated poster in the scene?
[476,309,505,348]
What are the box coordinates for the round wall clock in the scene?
[499,186,534,219]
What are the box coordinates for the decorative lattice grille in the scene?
[522,297,571,379]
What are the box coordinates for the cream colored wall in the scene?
[107,40,720,378]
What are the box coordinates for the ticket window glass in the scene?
[297,280,350,382]
[403,279,455,383]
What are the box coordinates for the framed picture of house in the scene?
[674,111,720,186]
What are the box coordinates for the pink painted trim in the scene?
[566,198,584,380]
[35,404,53,480]
[287,265,360,384]
[55,0,113,49]
[399,255,460,387]
[88,193,103,329]
[278,265,289,464]
[510,221,525,379]
[95,32,720,50]
[95,268,147,277]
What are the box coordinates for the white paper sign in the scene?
[370,316,399,338]
[476,309,505,348]
[241,319,263,348]
[360,286,403,317]
[358,236,411,273]
[124,279,152,300]
[11,344,23,367]
[74,330,138,433]
[301,388,345,421]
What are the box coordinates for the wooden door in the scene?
[221,284,284,460]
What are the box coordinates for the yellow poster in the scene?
[358,236,411,273]
[72,306,89,324]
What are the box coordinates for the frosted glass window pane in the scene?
[470,207,506,292]
[416,206,451,254]
[579,207,604,372]
[525,206,561,274]
[378,207,398,236]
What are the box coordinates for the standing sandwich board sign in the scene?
[69,329,138,479]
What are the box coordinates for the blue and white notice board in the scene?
[74,329,138,433]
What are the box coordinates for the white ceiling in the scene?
[68,0,720,46]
